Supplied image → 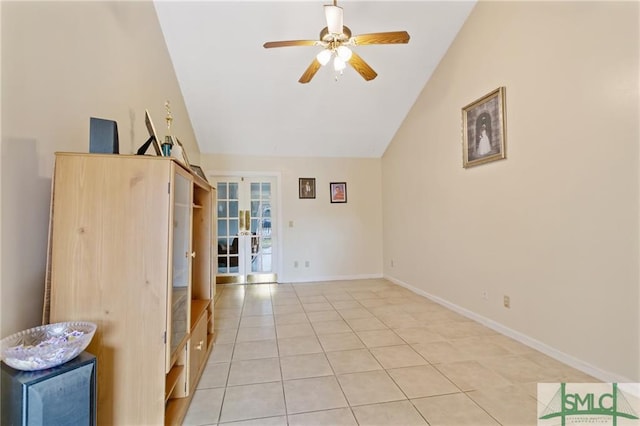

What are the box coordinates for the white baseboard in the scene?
[384,274,636,385]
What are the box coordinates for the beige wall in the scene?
[1,1,198,336]
[202,154,383,282]
[382,1,639,381]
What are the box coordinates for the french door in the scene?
[214,177,277,284]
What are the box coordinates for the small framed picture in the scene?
[299,178,316,199]
[330,182,347,203]
[172,137,191,168]
[190,165,208,183]
[141,109,162,156]
[462,87,506,168]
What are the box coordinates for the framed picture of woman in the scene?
[330,182,347,203]
[462,87,507,168]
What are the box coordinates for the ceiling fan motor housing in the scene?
[320,26,351,43]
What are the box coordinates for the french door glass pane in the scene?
[228,182,238,200]
[217,201,227,218]
[229,219,239,236]
[218,220,227,237]
[218,182,227,199]
[229,200,239,218]
[251,182,260,199]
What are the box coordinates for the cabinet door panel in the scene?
[168,167,193,372]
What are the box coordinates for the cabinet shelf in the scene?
[191,299,210,329]
[165,365,184,402]
[165,397,189,426]
[169,335,189,371]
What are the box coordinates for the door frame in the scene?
[207,170,283,284]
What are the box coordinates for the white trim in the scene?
[282,273,383,284]
[275,174,283,284]
[384,274,636,385]
[618,383,640,399]
[207,170,281,179]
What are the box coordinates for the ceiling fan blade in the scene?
[298,58,322,84]
[351,31,410,46]
[347,51,377,81]
[263,40,321,49]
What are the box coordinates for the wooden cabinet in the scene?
[46,153,216,425]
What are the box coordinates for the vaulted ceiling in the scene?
[154,1,475,158]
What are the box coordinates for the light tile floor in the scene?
[183,279,599,425]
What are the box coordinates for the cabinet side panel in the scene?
[49,154,170,425]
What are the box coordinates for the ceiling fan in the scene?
[263,1,410,83]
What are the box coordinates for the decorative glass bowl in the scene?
[1,321,96,371]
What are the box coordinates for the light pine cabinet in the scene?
[46,153,216,425]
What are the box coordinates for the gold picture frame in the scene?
[462,87,506,168]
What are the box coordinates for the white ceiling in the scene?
[154,1,475,158]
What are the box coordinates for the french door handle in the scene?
[238,210,251,233]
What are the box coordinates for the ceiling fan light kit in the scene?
[316,49,332,66]
[263,1,410,84]
[336,45,352,61]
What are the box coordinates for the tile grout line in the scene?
[213,285,245,425]
[270,284,290,424]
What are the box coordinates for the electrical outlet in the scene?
[482,291,489,300]
[305,260,310,268]
[503,295,510,308]
[294,261,298,268]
